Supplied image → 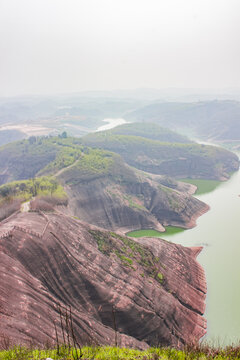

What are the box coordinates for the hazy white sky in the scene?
[0,0,239,96]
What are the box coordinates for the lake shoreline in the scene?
[126,201,210,238]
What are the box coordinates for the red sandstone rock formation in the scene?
[0,211,206,349]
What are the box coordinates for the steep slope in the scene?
[82,133,239,180]
[56,149,208,232]
[125,100,240,142]
[0,211,206,348]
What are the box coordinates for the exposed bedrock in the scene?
[63,177,209,233]
[0,212,206,349]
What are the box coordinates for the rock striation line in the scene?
[0,211,206,349]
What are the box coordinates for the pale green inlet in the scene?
[127,226,185,238]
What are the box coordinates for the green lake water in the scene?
[128,171,240,345]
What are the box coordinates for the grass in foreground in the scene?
[2,345,240,360]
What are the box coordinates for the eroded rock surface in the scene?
[0,211,206,348]
[59,156,209,233]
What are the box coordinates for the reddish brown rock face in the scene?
[0,211,206,349]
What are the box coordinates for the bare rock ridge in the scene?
[0,211,206,348]
[64,177,209,233]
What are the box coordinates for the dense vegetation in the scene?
[59,148,137,185]
[0,176,67,219]
[0,135,206,231]
[0,136,83,183]
[109,122,192,143]
[0,177,66,201]
[0,126,238,186]
[82,132,239,179]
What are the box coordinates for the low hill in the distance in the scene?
[0,211,206,348]
[109,122,192,143]
[0,95,147,140]
[125,100,240,143]
[82,124,239,180]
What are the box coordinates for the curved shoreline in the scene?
[125,202,210,238]
[185,203,210,229]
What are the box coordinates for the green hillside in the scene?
[109,122,192,143]
[82,132,239,180]
[0,176,66,202]
[0,136,83,184]
[0,131,238,187]
[58,148,136,184]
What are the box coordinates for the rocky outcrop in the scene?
[0,211,206,348]
[58,155,209,233]
[62,176,208,233]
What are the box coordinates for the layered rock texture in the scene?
[58,152,209,232]
[0,211,206,348]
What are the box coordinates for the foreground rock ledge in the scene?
[0,211,206,349]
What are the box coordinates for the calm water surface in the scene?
[96,118,127,131]
[163,169,240,345]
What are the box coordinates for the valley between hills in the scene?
[0,122,239,349]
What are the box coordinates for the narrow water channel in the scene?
[163,169,240,345]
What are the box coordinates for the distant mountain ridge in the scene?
[125,100,240,142]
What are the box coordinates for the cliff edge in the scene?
[0,211,206,349]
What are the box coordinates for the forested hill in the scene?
[108,122,192,143]
[0,141,208,232]
[82,125,239,180]
[0,127,238,188]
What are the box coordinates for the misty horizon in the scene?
[0,0,239,97]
